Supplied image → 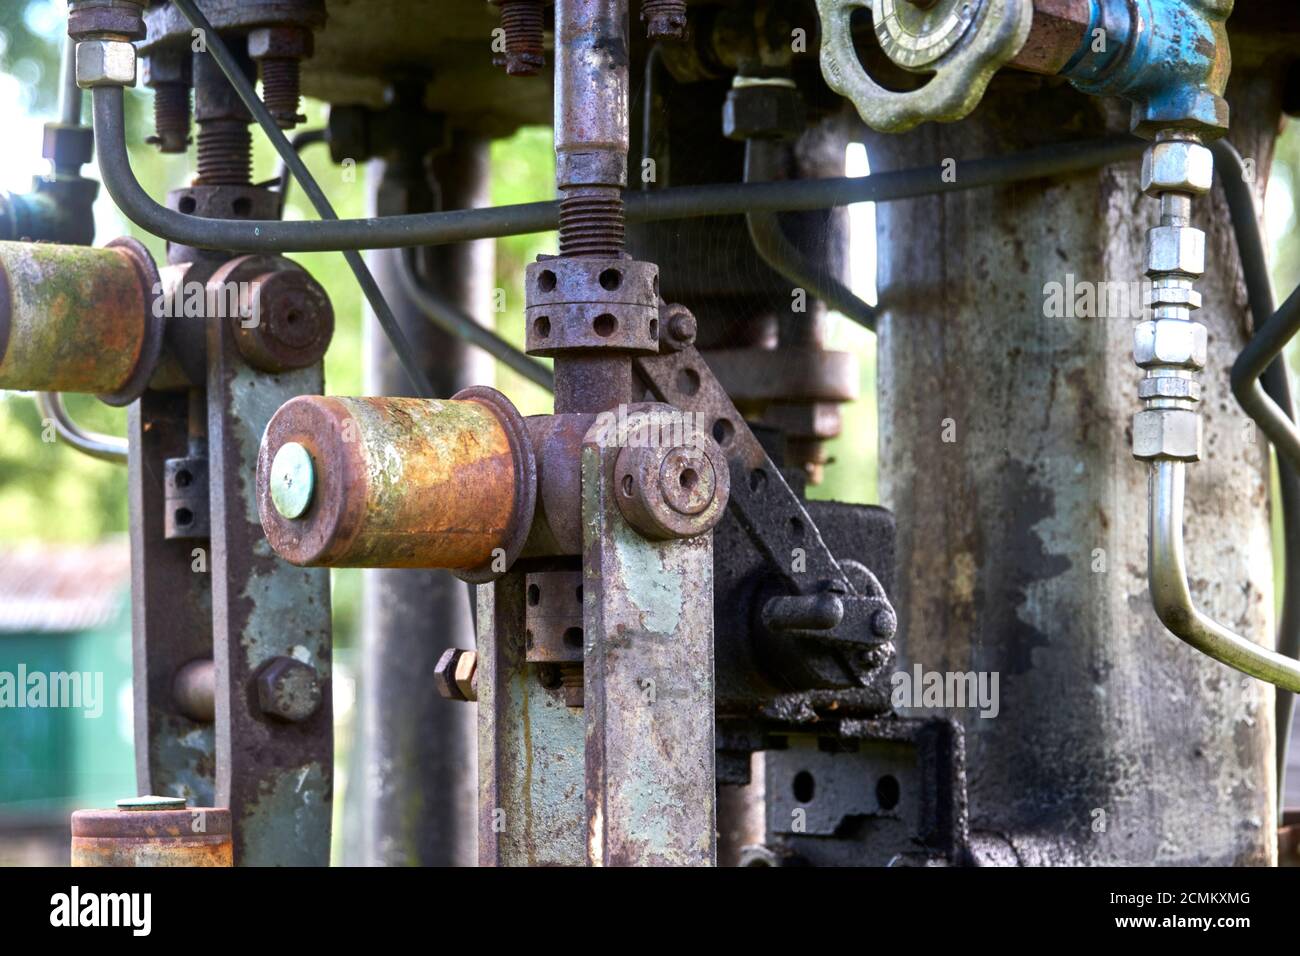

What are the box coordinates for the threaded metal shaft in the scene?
[260,58,303,129]
[150,84,191,154]
[195,119,252,186]
[641,0,687,40]
[498,0,545,76]
[559,186,625,258]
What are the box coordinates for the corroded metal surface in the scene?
[71,807,232,867]
[872,79,1277,864]
[256,392,533,572]
[354,140,490,868]
[0,238,161,404]
[130,387,216,808]
[582,409,716,866]
[208,300,332,866]
[477,571,587,866]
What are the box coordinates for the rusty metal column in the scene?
[356,132,491,866]
[873,76,1280,865]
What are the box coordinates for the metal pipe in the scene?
[35,392,128,464]
[1214,136,1300,797]
[59,27,83,128]
[394,248,554,391]
[91,82,1145,252]
[1149,460,1300,691]
[743,138,877,331]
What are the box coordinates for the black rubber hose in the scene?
[395,249,554,391]
[744,138,877,331]
[91,87,1145,254]
[1214,138,1300,802]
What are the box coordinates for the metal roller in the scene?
[0,237,161,405]
[256,386,536,578]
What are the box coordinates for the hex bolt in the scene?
[249,26,313,130]
[149,84,192,153]
[269,441,316,520]
[255,656,323,723]
[661,304,697,351]
[493,0,546,77]
[641,0,688,40]
[435,648,478,702]
[143,53,193,154]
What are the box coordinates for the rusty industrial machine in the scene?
[3,0,1300,867]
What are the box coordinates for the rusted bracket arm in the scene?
[634,345,897,642]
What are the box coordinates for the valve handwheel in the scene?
[818,0,1032,133]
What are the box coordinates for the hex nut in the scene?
[248,26,314,60]
[1141,141,1214,197]
[1133,408,1202,461]
[435,648,473,702]
[42,124,95,169]
[76,39,137,89]
[454,651,478,702]
[1133,319,1207,370]
[1146,225,1205,277]
[1138,376,1202,402]
[722,83,805,141]
[255,656,323,723]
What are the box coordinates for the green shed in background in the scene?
[0,540,134,864]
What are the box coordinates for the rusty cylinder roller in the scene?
[0,238,162,405]
[257,386,536,579]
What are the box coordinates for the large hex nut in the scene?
[435,648,477,702]
[248,26,314,60]
[1133,319,1207,370]
[722,82,805,141]
[1146,225,1205,277]
[1133,408,1202,461]
[76,39,137,89]
[1141,141,1214,197]
[255,656,323,723]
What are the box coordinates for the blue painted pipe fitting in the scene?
[1059,0,1233,139]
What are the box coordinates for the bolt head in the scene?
[42,123,95,169]
[1145,224,1205,278]
[722,83,805,141]
[1133,407,1202,461]
[256,656,323,723]
[270,442,316,520]
[454,651,479,702]
[435,648,472,702]
[141,51,190,87]
[662,304,697,349]
[248,26,314,60]
[76,39,137,89]
[1141,141,1214,197]
[1134,319,1207,370]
